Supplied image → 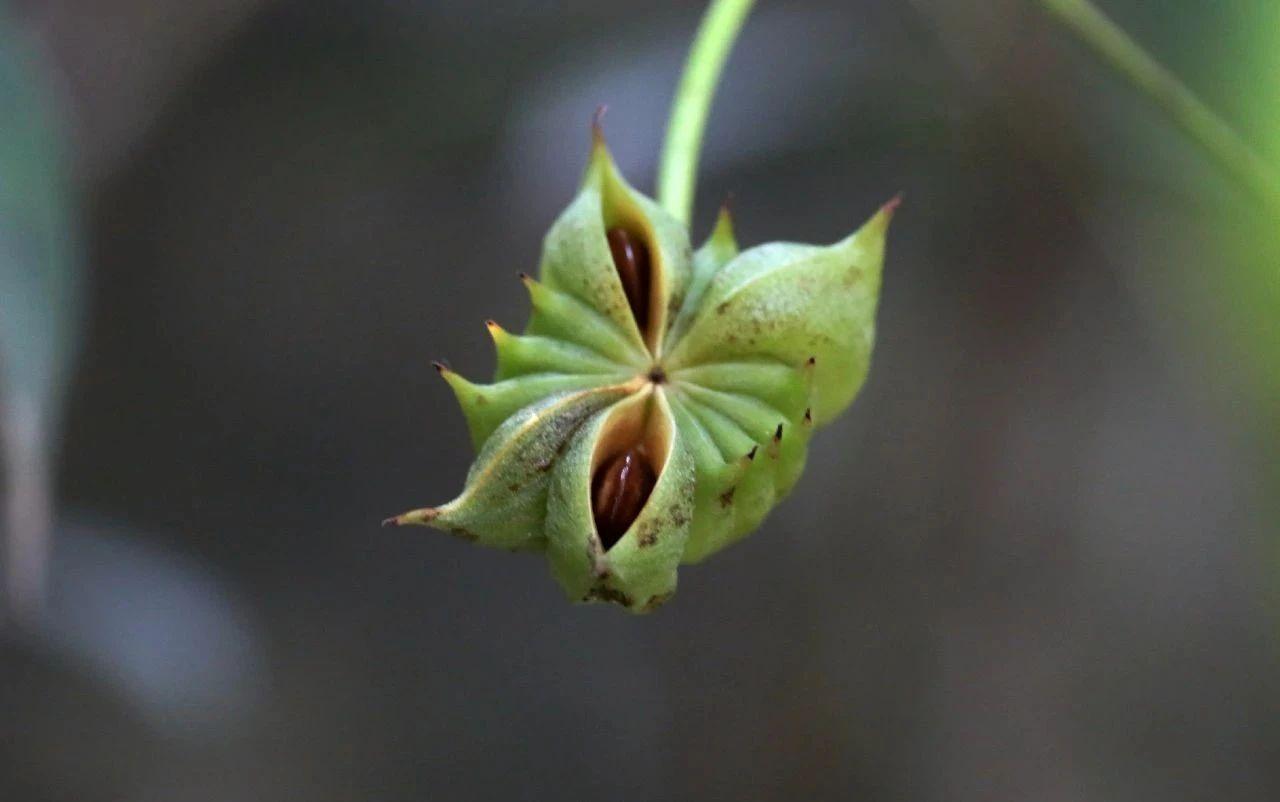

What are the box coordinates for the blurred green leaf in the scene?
[0,11,80,420]
[0,7,81,618]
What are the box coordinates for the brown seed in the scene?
[606,227,651,338]
[591,447,656,550]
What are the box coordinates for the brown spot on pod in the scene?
[636,524,658,548]
[589,585,633,608]
[642,592,673,611]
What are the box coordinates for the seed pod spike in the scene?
[801,356,817,387]
[882,192,904,219]
[762,428,781,463]
[583,106,622,191]
[591,105,608,144]
[383,507,439,528]
[711,199,735,245]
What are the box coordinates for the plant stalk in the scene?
[657,0,756,226]
[1035,0,1280,211]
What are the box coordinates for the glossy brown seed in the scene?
[606,227,651,339]
[591,446,656,550]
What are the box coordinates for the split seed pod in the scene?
[387,123,896,612]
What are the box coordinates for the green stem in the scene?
[1035,0,1280,210]
[657,0,756,226]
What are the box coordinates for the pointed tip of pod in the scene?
[521,274,552,311]
[435,363,483,414]
[864,193,901,233]
[803,407,813,426]
[746,445,759,461]
[831,197,897,279]
[591,104,609,143]
[519,272,545,305]
[710,200,737,247]
[439,366,477,394]
[584,107,624,190]
[766,424,784,459]
[485,320,512,362]
[716,194,735,226]
[383,507,440,527]
[800,356,818,393]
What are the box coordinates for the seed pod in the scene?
[387,123,895,612]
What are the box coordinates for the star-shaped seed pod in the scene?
[387,123,895,612]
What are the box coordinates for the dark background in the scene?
[3,1,1279,800]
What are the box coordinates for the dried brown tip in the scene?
[517,271,532,283]
[484,318,498,329]
[803,408,813,424]
[383,507,439,527]
[882,193,904,218]
[773,424,783,442]
[591,105,609,143]
[806,356,817,367]
[746,446,758,461]
[431,361,448,374]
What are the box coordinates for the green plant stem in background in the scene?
[1035,0,1280,212]
[657,0,755,226]
[1,13,81,625]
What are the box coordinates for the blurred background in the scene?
[2,1,1279,800]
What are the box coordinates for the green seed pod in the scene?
[387,125,896,612]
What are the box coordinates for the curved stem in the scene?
[1035,0,1280,211]
[657,0,756,226]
